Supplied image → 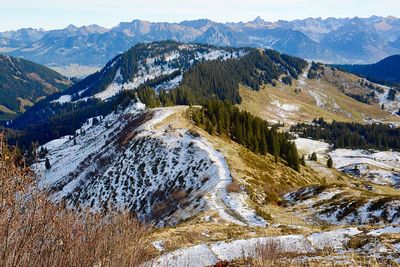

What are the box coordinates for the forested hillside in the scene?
[137,49,306,106]
[291,118,400,151]
[337,55,400,85]
[0,55,71,120]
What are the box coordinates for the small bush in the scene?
[227,180,241,193]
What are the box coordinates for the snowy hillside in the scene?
[53,42,247,103]
[329,149,400,188]
[284,185,400,225]
[295,137,400,188]
[34,102,264,226]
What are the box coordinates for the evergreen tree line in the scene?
[192,100,300,171]
[291,118,400,151]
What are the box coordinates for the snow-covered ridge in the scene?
[53,44,248,103]
[34,103,263,226]
[94,47,246,101]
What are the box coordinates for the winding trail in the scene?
[143,106,266,227]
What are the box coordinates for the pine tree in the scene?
[217,117,224,135]
[205,119,214,135]
[234,117,243,144]
[287,143,300,171]
[45,158,51,170]
[300,155,306,166]
[259,135,267,155]
[309,152,318,161]
[327,157,333,168]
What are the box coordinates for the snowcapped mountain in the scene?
[319,19,392,62]
[3,16,400,68]
[0,28,46,51]
[8,41,254,146]
[8,38,400,265]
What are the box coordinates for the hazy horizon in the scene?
[1,14,400,32]
[0,0,399,31]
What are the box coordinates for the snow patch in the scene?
[367,226,400,236]
[41,136,73,151]
[307,228,361,250]
[271,99,300,112]
[51,94,72,104]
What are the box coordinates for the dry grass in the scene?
[0,145,152,267]
[238,72,400,126]
[245,241,391,267]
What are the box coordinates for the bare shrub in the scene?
[251,240,300,267]
[171,190,187,202]
[152,189,189,220]
[226,180,241,193]
[0,144,151,267]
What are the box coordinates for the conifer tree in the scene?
[327,157,333,168]
[205,119,214,135]
[300,155,306,166]
[45,158,51,170]
[309,152,318,161]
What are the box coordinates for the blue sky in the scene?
[0,0,399,31]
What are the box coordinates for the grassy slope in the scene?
[147,106,400,255]
[239,70,400,126]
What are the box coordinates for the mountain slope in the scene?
[337,55,400,84]
[0,55,71,120]
[0,28,46,51]
[239,63,400,125]
[34,104,266,226]
[9,42,307,147]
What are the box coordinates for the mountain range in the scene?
[1,16,400,72]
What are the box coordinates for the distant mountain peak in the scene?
[252,16,266,24]
[66,24,78,31]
